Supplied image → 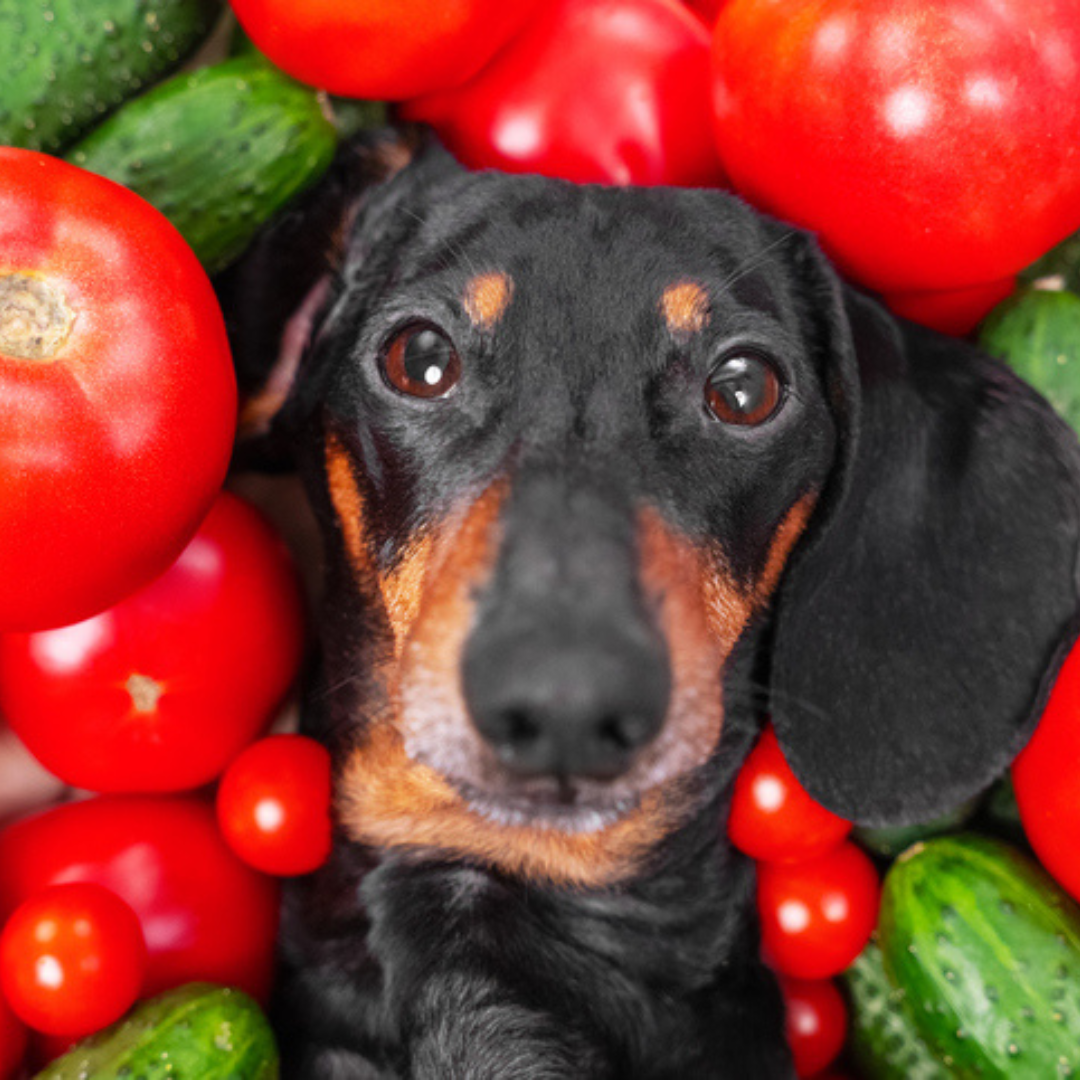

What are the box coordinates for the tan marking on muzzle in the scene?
[325,431,374,580]
[660,281,710,336]
[338,723,684,888]
[753,493,818,603]
[463,272,514,329]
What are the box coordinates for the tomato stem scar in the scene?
[0,272,76,360]
[127,673,164,714]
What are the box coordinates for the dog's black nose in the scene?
[464,629,669,781]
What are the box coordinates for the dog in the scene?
[219,129,1080,1078]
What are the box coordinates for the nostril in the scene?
[504,708,541,750]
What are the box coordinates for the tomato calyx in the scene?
[0,273,75,361]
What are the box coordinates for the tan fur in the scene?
[660,281,710,335]
[463,272,514,329]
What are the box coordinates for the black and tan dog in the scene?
[222,130,1080,1078]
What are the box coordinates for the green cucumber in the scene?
[1022,230,1080,294]
[853,795,979,860]
[879,834,1080,1078]
[0,0,221,154]
[979,284,1080,435]
[67,56,339,275]
[843,937,950,1080]
[35,982,278,1079]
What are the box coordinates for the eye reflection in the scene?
[705,353,783,426]
[380,323,462,399]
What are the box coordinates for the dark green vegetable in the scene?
[0,0,221,154]
[67,56,339,274]
[879,835,1080,1078]
[34,982,278,1079]
[844,937,949,1080]
[979,285,1080,435]
[853,796,979,860]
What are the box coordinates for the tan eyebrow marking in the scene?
[661,281,710,335]
[463,272,514,329]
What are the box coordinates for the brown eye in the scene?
[381,322,462,399]
[705,353,783,426]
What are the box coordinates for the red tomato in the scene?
[757,841,880,979]
[0,795,279,1002]
[0,492,305,793]
[711,0,1080,296]
[778,976,848,1077]
[217,735,333,877]
[683,0,725,26]
[1013,638,1080,903]
[0,150,236,633]
[0,883,145,1037]
[402,0,725,188]
[883,276,1017,337]
[229,0,543,100]
[728,725,852,864]
[0,987,27,1080]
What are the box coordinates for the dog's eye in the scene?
[381,323,462,399]
[705,353,783,426]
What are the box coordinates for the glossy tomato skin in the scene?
[0,491,305,793]
[1013,639,1080,903]
[757,841,880,980]
[229,0,543,100]
[216,735,333,877]
[778,976,848,1077]
[402,0,725,188]
[0,883,146,1037]
[0,150,236,632]
[728,725,852,864]
[711,0,1080,295]
[0,795,280,1003]
[0,986,27,1080]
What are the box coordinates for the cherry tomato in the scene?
[711,0,1080,298]
[0,987,27,1080]
[778,976,848,1077]
[229,0,543,100]
[0,795,279,1003]
[0,492,305,793]
[0,150,236,633]
[217,735,332,877]
[728,725,852,864]
[757,841,880,979]
[1013,638,1080,903]
[0,883,145,1037]
[402,0,724,188]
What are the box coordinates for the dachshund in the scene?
[219,129,1080,1078]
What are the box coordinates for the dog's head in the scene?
[225,132,1080,888]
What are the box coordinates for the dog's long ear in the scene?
[215,126,458,461]
[770,243,1080,827]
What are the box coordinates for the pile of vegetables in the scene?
[1,0,1079,1076]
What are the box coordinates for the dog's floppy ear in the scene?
[215,126,460,458]
[770,244,1080,827]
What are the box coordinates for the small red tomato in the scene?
[757,841,880,980]
[0,149,236,632]
[728,725,852,863]
[217,735,333,877]
[1013,638,1080,903]
[0,795,279,1003]
[0,491,305,793]
[402,0,724,188]
[0,883,145,1037]
[0,986,27,1080]
[778,976,848,1077]
[229,0,544,100]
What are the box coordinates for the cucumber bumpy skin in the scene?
[844,937,951,1080]
[67,55,339,276]
[879,834,1080,1079]
[0,0,221,154]
[35,982,278,1079]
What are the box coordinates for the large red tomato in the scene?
[0,795,280,1002]
[711,0,1080,297]
[728,724,851,864]
[757,841,879,980]
[402,0,724,187]
[0,492,305,793]
[229,0,544,100]
[0,150,236,632]
[1012,638,1080,903]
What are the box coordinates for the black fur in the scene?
[220,132,1080,1078]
